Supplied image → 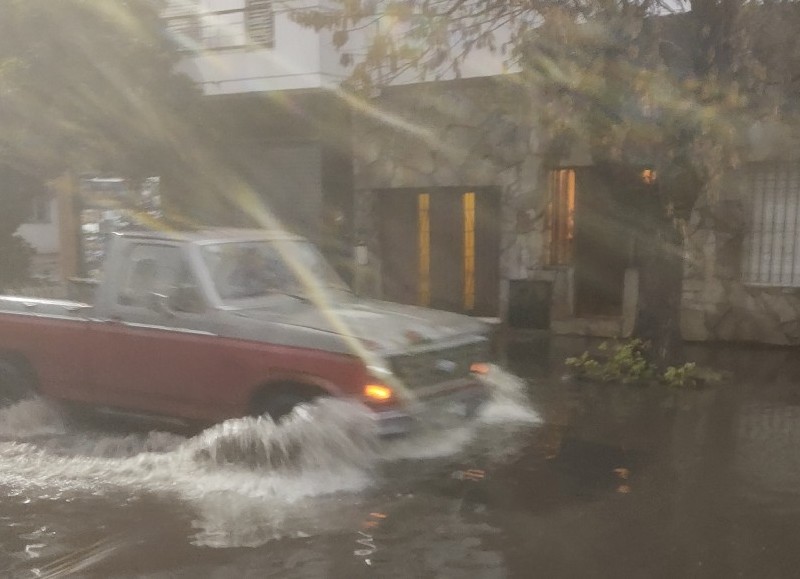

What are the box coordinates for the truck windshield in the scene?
[200,240,349,302]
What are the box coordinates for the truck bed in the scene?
[0,295,93,319]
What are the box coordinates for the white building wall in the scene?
[167,0,353,95]
[16,199,59,254]
[165,0,512,95]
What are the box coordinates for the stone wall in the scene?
[351,79,552,315]
[350,85,800,343]
[682,278,800,345]
[681,175,800,345]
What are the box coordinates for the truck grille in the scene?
[390,339,489,390]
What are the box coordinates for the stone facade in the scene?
[350,79,800,345]
[682,277,800,345]
[350,79,639,335]
[681,172,800,345]
[351,79,552,317]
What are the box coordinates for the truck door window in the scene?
[118,244,187,307]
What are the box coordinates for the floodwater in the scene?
[3,337,800,578]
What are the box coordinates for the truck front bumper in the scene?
[371,380,490,437]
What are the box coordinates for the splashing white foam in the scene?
[0,371,542,548]
[0,399,378,498]
[380,366,540,461]
[186,399,378,473]
[0,398,67,438]
[478,365,542,425]
[382,424,477,461]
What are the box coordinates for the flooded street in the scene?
[3,338,800,578]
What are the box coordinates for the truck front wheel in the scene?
[0,359,34,408]
[252,385,327,423]
[260,393,309,422]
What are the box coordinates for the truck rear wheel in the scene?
[0,359,34,408]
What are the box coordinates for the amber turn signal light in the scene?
[470,362,491,375]
[363,383,394,402]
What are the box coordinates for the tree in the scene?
[296,0,800,361]
[0,0,204,282]
[0,166,38,288]
[0,0,202,178]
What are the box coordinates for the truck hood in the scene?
[233,296,488,353]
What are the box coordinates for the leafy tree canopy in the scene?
[0,0,204,284]
[297,0,800,205]
[0,0,201,182]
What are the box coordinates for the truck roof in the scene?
[114,227,305,244]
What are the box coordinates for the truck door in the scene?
[89,242,244,420]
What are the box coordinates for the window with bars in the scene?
[741,164,800,286]
[164,1,274,50]
[245,0,274,46]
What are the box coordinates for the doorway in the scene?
[378,188,500,316]
[548,167,646,317]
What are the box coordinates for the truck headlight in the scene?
[470,362,491,375]
[363,383,394,403]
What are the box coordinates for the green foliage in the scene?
[566,339,723,389]
[662,362,724,390]
[0,1,206,275]
[566,339,657,385]
[295,0,800,208]
[0,0,201,180]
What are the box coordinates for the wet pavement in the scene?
[3,337,800,578]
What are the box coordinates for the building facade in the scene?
[162,2,800,345]
[163,0,358,274]
[682,122,800,344]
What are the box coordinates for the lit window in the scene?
[548,169,575,265]
[641,169,657,185]
[741,164,800,286]
[418,193,430,306]
[463,192,476,311]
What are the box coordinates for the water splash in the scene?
[0,372,541,550]
[382,424,477,461]
[0,398,67,439]
[0,370,539,493]
[380,366,540,462]
[187,399,378,473]
[478,365,542,425]
[0,399,378,498]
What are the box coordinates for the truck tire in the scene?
[258,392,312,423]
[0,359,34,408]
[253,382,330,424]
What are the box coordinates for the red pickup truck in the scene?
[0,229,491,435]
